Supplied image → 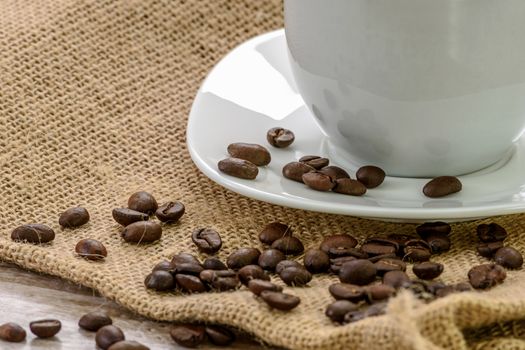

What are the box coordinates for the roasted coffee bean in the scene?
[302,172,335,191]
[434,282,472,298]
[205,325,235,346]
[494,247,523,269]
[319,166,350,180]
[332,178,367,196]
[155,201,185,223]
[128,191,158,215]
[468,264,506,289]
[175,262,204,276]
[477,223,507,242]
[218,158,258,180]
[299,155,329,169]
[374,258,406,275]
[227,142,271,166]
[258,249,286,271]
[339,259,377,286]
[271,236,304,255]
[144,271,175,291]
[423,176,462,198]
[361,237,399,256]
[227,248,261,270]
[282,162,315,183]
[382,270,410,289]
[108,341,150,350]
[275,260,303,275]
[343,302,386,324]
[78,311,113,331]
[75,239,107,261]
[170,325,206,348]
[386,234,417,250]
[260,291,301,311]
[325,300,358,323]
[330,256,356,274]
[356,165,385,188]
[365,284,396,303]
[191,228,222,254]
[238,265,270,285]
[59,207,90,228]
[153,260,176,273]
[367,253,398,263]
[416,222,451,238]
[176,274,208,293]
[203,258,228,270]
[477,241,504,258]
[403,239,431,262]
[259,222,292,245]
[327,247,368,259]
[0,322,26,342]
[171,253,202,268]
[11,224,55,244]
[413,262,444,280]
[303,249,330,273]
[267,127,295,148]
[121,221,162,243]
[96,325,125,350]
[29,319,61,338]
[247,279,283,296]
[112,208,149,226]
[279,266,312,286]
[400,280,435,302]
[426,281,447,296]
[424,233,451,254]
[320,234,358,254]
[199,269,239,291]
[328,283,365,303]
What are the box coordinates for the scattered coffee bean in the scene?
[477,223,507,242]
[112,208,149,226]
[400,280,435,301]
[218,158,258,180]
[319,166,350,180]
[175,274,208,293]
[155,201,185,223]
[477,241,504,258]
[258,249,286,271]
[302,172,335,191]
[367,253,398,263]
[203,258,228,270]
[299,155,329,169]
[374,258,406,275]
[330,256,356,274]
[96,325,125,350]
[144,271,175,291]
[59,207,90,228]
[356,165,385,188]
[382,270,410,289]
[434,282,472,298]
[260,291,301,311]
[121,221,162,243]
[416,222,451,237]
[238,265,270,285]
[403,239,431,262]
[333,178,367,196]
[128,191,158,215]
[227,142,271,166]
[191,228,222,254]
[271,236,304,255]
[279,266,312,286]
[424,233,451,254]
[282,162,316,183]
[328,283,365,303]
[259,222,292,245]
[153,260,175,273]
[11,224,55,244]
[199,269,240,291]
[325,300,358,323]
[170,325,206,348]
[0,322,26,342]
[385,234,416,250]
[275,260,303,275]
[266,127,295,148]
[205,325,235,346]
[78,311,113,331]
[413,262,444,280]
[361,237,399,256]
[423,176,462,198]
[468,264,506,289]
[171,253,202,268]
[303,249,330,273]
[29,319,61,338]
[227,248,261,270]
[339,259,377,285]
[108,341,150,350]
[75,239,107,261]
[320,234,358,254]
[494,247,523,269]
[365,284,396,303]
[174,262,204,276]
[247,279,283,296]
[327,247,368,259]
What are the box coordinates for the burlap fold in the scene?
[1,1,525,349]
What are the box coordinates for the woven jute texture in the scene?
[1,1,525,349]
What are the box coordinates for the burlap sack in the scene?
[1,1,525,349]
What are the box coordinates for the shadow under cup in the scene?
[284,0,525,178]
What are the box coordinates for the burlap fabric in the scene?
[1,1,525,349]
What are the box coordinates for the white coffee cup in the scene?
[284,0,525,177]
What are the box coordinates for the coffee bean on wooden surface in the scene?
[333,178,367,196]
[302,172,335,191]
[227,142,271,166]
[339,259,377,286]
[170,325,206,348]
[423,176,462,198]
[325,300,358,323]
[75,239,107,261]
[361,237,399,256]
[374,258,406,275]
[416,222,451,237]
[403,239,431,262]
[248,279,283,296]
[59,207,90,228]
[327,247,368,259]
[468,264,506,289]
[260,291,301,311]
[299,155,329,169]
[96,325,125,350]
[328,283,365,303]
[11,224,55,244]
[413,262,444,280]
[382,270,410,289]
[259,222,292,245]
[0,322,26,342]
[227,248,261,270]
[303,249,330,273]
[218,158,258,180]
[203,258,228,270]
[175,274,208,293]
[356,165,385,188]
[424,233,451,254]
[258,249,286,271]
[319,166,350,180]
[155,201,185,223]
[205,325,235,346]
[330,256,357,274]
[78,311,113,331]
[365,284,396,303]
[112,208,149,226]
[320,234,358,254]
[271,236,304,255]
[171,253,202,268]
[238,265,270,285]
[192,228,222,254]
[275,260,303,275]
[29,319,61,338]
[144,271,175,291]
[199,269,240,291]
[279,266,312,286]
[153,260,175,273]
[477,223,507,242]
[477,241,504,258]
[121,221,162,243]
[267,127,295,148]
[494,247,523,269]
[282,162,315,183]
[108,341,150,350]
[128,191,158,215]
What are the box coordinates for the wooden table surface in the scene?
[0,262,270,349]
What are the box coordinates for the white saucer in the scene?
[187,30,525,222]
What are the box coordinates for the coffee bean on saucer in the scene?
[205,325,235,346]
[11,224,55,244]
[170,325,206,348]
[333,178,367,196]
[374,258,406,275]
[78,311,113,331]
[416,222,451,237]
[238,265,270,285]
[361,237,399,256]
[199,269,239,291]
[299,155,329,169]
[477,223,507,242]
[260,291,301,311]
[279,266,312,286]
[108,341,150,350]
[75,239,107,261]
[203,258,228,270]
[59,207,90,228]
[227,142,271,166]
[302,172,335,191]
[175,274,208,293]
[303,249,330,273]
[423,176,462,198]
[271,236,304,255]
[128,191,158,215]
[192,228,222,254]
[96,325,125,350]
[29,319,61,338]
[258,249,286,271]
[0,322,26,342]
[121,221,162,243]
[325,300,358,323]
[155,201,185,223]
[319,166,350,180]
[356,166,385,188]
[248,279,283,296]
[382,270,410,289]
[275,260,303,275]
[328,283,365,303]
[259,222,292,245]
[267,127,295,148]
[412,262,444,280]
[144,271,175,291]
[468,263,506,289]
[112,208,149,226]
[365,284,396,303]
[218,157,258,180]
[477,241,504,258]
[339,259,377,285]
[282,162,315,183]
[494,247,523,269]
[226,248,261,270]
[320,234,358,254]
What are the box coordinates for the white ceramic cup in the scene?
[284,0,525,177]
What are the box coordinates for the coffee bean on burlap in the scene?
[75,239,107,261]
[127,191,158,215]
[155,201,185,223]
[279,266,312,286]
[199,269,240,291]
[260,291,301,311]
[258,249,286,271]
[144,271,175,291]
[328,283,365,303]
[494,247,523,269]
[238,265,270,285]
[330,256,356,274]
[435,282,473,298]
[356,165,385,188]
[171,253,202,269]
[0,323,26,342]
[29,319,61,338]
[174,262,204,276]
[248,279,283,296]
[365,284,396,303]
[303,249,330,273]
[382,270,410,289]
[78,311,112,331]
[121,221,162,243]
[112,208,149,226]
[385,234,417,251]
[403,239,431,262]
[477,223,508,242]
[339,259,377,285]
[170,325,206,348]
[227,142,271,166]
[11,224,55,244]
[227,248,261,269]
[267,127,295,148]
[361,237,399,256]
[319,166,350,180]
[275,260,303,275]
[191,228,222,254]
[108,341,150,350]
[218,158,258,180]
[468,264,507,289]
[153,260,175,273]
[416,222,451,237]
[302,172,335,191]
[344,302,387,324]
[282,162,316,183]
[400,280,435,302]
[96,325,125,350]
[299,155,329,169]
[325,300,359,323]
[205,325,235,346]
[320,234,358,254]
[271,236,304,255]
[59,207,90,228]
[477,241,504,258]
[203,258,228,270]
[412,262,444,280]
[423,176,462,198]
[176,274,208,293]
[374,258,406,275]
[259,222,292,245]
[333,178,367,196]
[424,233,451,254]
[327,247,368,259]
